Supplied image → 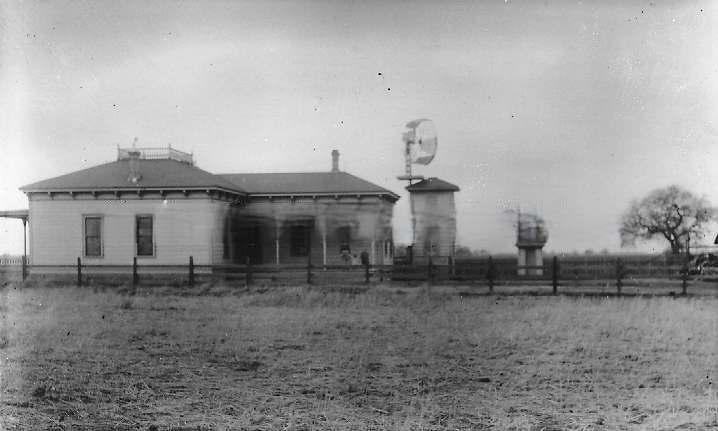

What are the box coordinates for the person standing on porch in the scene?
[340,242,351,266]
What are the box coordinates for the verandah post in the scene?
[552,255,559,295]
[77,257,82,287]
[22,218,27,282]
[305,226,313,285]
[189,256,194,287]
[22,255,27,282]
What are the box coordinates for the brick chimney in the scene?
[331,149,340,172]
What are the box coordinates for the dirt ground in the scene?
[1,284,717,430]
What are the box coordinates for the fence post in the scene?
[189,256,194,287]
[133,256,138,287]
[487,255,495,294]
[615,258,623,295]
[22,255,28,282]
[552,255,559,295]
[77,257,82,287]
[246,256,252,287]
[681,259,688,296]
[364,261,370,284]
[427,255,434,285]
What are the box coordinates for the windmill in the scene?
[396,119,438,185]
[397,119,459,262]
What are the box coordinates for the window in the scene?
[337,226,351,254]
[136,215,154,256]
[290,225,310,257]
[84,216,103,257]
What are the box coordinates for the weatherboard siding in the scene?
[410,191,456,258]
[28,196,226,266]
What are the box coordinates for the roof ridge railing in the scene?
[117,146,194,165]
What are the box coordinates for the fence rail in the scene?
[0,254,711,296]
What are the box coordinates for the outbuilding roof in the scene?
[405,177,460,192]
[219,172,400,201]
[20,159,247,195]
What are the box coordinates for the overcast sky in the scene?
[1,0,717,255]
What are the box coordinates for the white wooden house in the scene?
[18,147,399,269]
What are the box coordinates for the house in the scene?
[18,147,399,269]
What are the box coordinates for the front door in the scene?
[236,225,262,264]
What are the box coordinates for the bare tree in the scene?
[620,185,715,255]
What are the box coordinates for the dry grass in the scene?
[1,284,717,430]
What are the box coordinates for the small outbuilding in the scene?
[405,177,459,262]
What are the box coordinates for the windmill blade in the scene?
[410,119,437,165]
[414,135,437,165]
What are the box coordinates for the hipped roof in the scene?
[20,159,247,195]
[405,177,460,192]
[19,159,399,201]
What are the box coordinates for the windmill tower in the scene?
[397,119,460,263]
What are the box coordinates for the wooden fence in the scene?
[1,256,391,287]
[0,254,709,296]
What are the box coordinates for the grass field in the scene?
[1,284,717,430]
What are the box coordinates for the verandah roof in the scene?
[219,172,400,201]
[0,209,29,221]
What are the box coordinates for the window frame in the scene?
[336,225,352,253]
[135,214,155,258]
[83,215,104,258]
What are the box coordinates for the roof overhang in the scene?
[248,191,400,202]
[21,186,247,197]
